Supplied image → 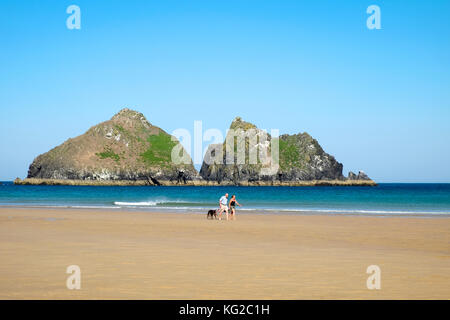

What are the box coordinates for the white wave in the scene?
[111,204,450,215]
[111,200,450,215]
[113,199,202,207]
[114,201,158,206]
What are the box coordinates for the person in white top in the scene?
[218,193,229,220]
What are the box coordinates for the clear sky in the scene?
[0,0,449,182]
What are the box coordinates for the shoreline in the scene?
[0,204,449,218]
[0,207,448,299]
[13,177,377,187]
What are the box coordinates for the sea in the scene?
[1,182,449,217]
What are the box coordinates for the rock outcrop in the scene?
[200,117,276,184]
[19,111,375,186]
[26,108,200,185]
[347,171,371,181]
[200,117,373,185]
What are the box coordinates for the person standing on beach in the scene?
[218,193,229,220]
[229,195,242,220]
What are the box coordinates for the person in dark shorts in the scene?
[228,195,242,220]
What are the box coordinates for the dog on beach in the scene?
[207,209,217,219]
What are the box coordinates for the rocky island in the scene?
[200,117,352,185]
[15,109,376,186]
[17,109,200,186]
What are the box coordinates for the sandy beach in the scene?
[0,207,448,299]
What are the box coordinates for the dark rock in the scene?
[357,170,370,180]
[347,170,371,181]
[200,117,345,184]
[348,171,358,180]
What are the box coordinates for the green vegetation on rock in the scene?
[229,116,257,131]
[114,125,127,135]
[279,138,300,170]
[140,132,177,165]
[96,146,120,163]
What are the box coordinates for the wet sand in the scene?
[0,207,448,299]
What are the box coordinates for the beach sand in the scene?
[0,207,448,299]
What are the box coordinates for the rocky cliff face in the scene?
[277,132,344,181]
[200,117,275,183]
[200,117,369,184]
[27,108,199,184]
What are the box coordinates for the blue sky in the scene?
[0,0,449,182]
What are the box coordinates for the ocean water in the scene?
[1,182,450,216]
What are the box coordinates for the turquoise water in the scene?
[1,182,450,216]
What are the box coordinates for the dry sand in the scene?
[0,207,448,299]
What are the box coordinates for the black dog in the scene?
[207,209,217,219]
